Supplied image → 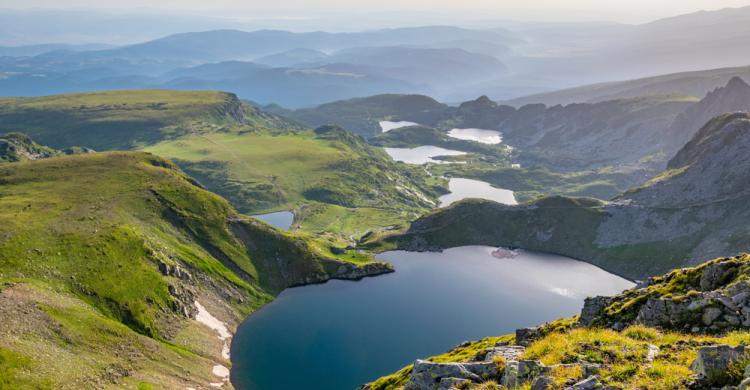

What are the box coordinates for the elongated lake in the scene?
[384,146,467,164]
[439,178,517,207]
[380,120,420,132]
[230,246,633,390]
[448,128,503,144]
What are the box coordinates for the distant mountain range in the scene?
[2,6,750,106]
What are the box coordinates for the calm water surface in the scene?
[230,246,633,390]
[439,178,517,207]
[252,211,294,230]
[448,128,503,144]
[380,120,419,132]
[384,146,466,164]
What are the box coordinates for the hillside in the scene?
[369,113,750,280]
[507,65,750,107]
[281,92,696,171]
[0,151,390,388]
[0,90,291,150]
[500,95,698,171]
[270,94,449,138]
[271,95,518,139]
[0,90,444,237]
[363,254,750,389]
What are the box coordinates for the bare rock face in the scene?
[578,296,614,327]
[515,326,543,346]
[700,261,740,291]
[669,76,750,148]
[691,345,747,386]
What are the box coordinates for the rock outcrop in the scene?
[580,256,750,334]
[691,345,747,386]
[405,360,501,390]
[400,341,605,390]
[668,76,750,148]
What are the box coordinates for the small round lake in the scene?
[439,178,517,207]
[252,211,294,230]
[384,146,467,164]
[230,246,633,390]
[448,128,503,144]
[380,120,420,132]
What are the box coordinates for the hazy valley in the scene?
[3,3,750,390]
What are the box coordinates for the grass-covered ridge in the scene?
[144,124,445,236]
[0,91,444,237]
[0,90,290,150]
[0,151,387,388]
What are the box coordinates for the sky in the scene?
[3,0,750,23]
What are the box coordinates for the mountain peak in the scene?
[459,95,497,110]
[726,76,750,90]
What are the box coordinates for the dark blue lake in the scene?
[230,246,633,390]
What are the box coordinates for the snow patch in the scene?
[194,301,233,387]
[195,301,231,340]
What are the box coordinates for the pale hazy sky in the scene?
[4,0,750,23]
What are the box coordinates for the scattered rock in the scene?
[691,345,747,385]
[516,327,542,346]
[566,376,603,390]
[646,344,660,363]
[483,346,525,362]
[438,377,471,389]
[502,360,546,388]
[531,376,554,390]
[406,359,500,390]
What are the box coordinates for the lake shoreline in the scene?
[229,246,633,389]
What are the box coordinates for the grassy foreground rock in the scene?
[0,151,390,388]
[363,255,750,390]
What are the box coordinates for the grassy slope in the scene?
[143,126,445,237]
[0,151,381,388]
[0,90,283,150]
[366,256,750,390]
[268,94,449,138]
[0,90,444,237]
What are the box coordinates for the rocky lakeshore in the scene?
[363,254,750,390]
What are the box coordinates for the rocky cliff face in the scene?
[624,113,750,208]
[499,96,696,171]
[668,76,750,148]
